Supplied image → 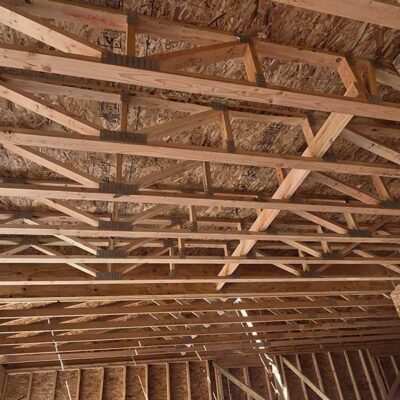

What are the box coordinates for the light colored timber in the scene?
[130,161,201,189]
[30,243,98,277]
[271,0,400,30]
[281,357,329,400]
[343,128,400,166]
[24,217,100,256]
[0,284,392,302]
[5,254,400,266]
[310,172,380,205]
[3,128,400,178]
[2,277,399,286]
[4,183,400,217]
[2,0,399,92]
[4,224,400,244]
[1,46,400,121]
[216,83,359,289]
[0,1,102,57]
[213,363,267,400]
[1,310,396,334]
[1,142,99,188]
[0,82,100,135]
[4,73,400,129]
[37,198,99,226]
[0,1,385,73]
[2,322,400,347]
[9,333,400,362]
[376,68,400,92]
[149,41,247,70]
[139,110,221,141]
[0,298,391,319]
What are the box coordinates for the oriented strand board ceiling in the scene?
[0,0,399,368]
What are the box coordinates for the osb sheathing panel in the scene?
[188,361,209,400]
[248,366,270,399]
[102,366,125,400]
[148,363,167,400]
[295,354,321,400]
[30,371,57,400]
[228,368,247,400]
[2,373,30,400]
[169,362,188,400]
[283,355,304,400]
[126,365,147,400]
[79,368,103,400]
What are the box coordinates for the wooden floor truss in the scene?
[0,0,400,369]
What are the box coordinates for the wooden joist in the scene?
[1,45,400,121]
[4,128,400,178]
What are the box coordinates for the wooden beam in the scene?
[213,363,267,400]
[38,198,99,226]
[4,223,400,244]
[1,46,400,121]
[1,142,99,188]
[149,41,247,70]
[4,128,400,178]
[0,82,100,136]
[1,298,391,319]
[281,357,329,400]
[6,254,400,266]
[139,110,220,142]
[343,128,400,166]
[216,84,359,289]
[0,2,102,57]
[3,183,400,217]
[387,372,400,400]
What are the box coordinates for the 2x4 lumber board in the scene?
[376,68,400,92]
[1,46,400,121]
[343,351,361,400]
[216,85,359,288]
[281,357,329,400]
[2,277,400,286]
[0,310,396,333]
[0,298,392,319]
[3,322,400,347]
[4,129,400,178]
[343,128,400,165]
[0,2,357,68]
[31,243,99,277]
[213,363,267,400]
[0,2,102,57]
[1,142,99,188]
[5,183,400,217]
[5,224,400,244]
[387,372,400,400]
[149,41,247,70]
[139,110,220,142]
[0,281,391,302]
[327,352,344,400]
[310,172,380,205]
[367,351,388,399]
[359,350,379,400]
[7,254,400,266]
[0,82,100,135]
[131,161,200,189]
[38,198,99,226]
[271,0,400,31]
[311,353,325,394]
